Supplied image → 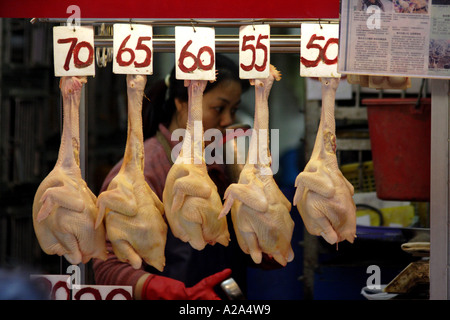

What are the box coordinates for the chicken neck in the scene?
[310,77,339,168]
[122,75,146,172]
[247,79,272,171]
[181,80,207,166]
[56,77,85,169]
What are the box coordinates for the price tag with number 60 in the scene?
[113,24,153,75]
[175,26,215,80]
[300,23,340,78]
[239,24,270,79]
[53,26,95,77]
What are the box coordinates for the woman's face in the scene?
[173,80,243,138]
[201,80,242,135]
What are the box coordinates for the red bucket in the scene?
[363,98,431,201]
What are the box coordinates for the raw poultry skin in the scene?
[96,74,167,271]
[293,77,356,245]
[163,79,230,250]
[33,76,107,264]
[219,66,295,266]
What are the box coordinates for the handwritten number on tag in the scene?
[240,34,269,72]
[301,34,338,68]
[116,35,152,68]
[57,37,94,71]
[134,37,152,67]
[178,40,214,73]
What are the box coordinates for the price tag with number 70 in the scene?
[53,26,95,77]
[300,23,340,78]
[113,24,153,75]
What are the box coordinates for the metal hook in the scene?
[318,18,323,29]
[96,47,102,67]
[130,18,134,31]
[96,47,108,68]
[191,19,197,32]
[252,19,255,31]
[107,47,113,63]
[96,23,112,68]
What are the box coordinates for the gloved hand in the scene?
[141,268,232,300]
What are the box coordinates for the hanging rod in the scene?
[94,34,301,53]
[33,18,339,53]
[34,18,339,28]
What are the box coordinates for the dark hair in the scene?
[142,54,249,139]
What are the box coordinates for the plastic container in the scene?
[363,98,431,201]
[340,161,376,193]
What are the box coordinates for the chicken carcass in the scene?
[293,77,356,245]
[162,79,230,250]
[33,76,107,264]
[96,74,167,271]
[219,66,295,266]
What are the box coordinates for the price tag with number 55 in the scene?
[113,24,153,75]
[175,26,215,80]
[300,23,340,78]
[239,24,270,79]
[53,26,95,77]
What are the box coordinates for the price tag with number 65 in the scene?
[175,26,215,80]
[113,24,153,75]
[239,24,270,79]
[300,23,340,78]
[53,26,95,77]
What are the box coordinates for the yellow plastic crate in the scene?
[340,161,376,193]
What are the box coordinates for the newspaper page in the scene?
[339,0,450,79]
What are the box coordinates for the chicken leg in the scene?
[96,74,167,271]
[33,76,107,265]
[219,66,295,266]
[163,80,230,250]
[293,77,356,245]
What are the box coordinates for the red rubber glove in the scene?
[141,268,232,300]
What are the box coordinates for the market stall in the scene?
[0,0,448,302]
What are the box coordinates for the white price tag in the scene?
[300,23,340,78]
[239,24,270,79]
[113,24,153,75]
[53,26,95,77]
[175,26,215,80]
[30,274,71,300]
[72,285,133,300]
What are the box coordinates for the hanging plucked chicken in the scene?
[293,77,356,245]
[219,65,295,266]
[33,76,107,264]
[163,79,230,250]
[96,74,168,271]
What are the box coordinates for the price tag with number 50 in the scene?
[239,24,270,79]
[175,26,215,80]
[113,24,153,75]
[53,26,95,77]
[300,23,340,78]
